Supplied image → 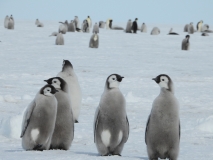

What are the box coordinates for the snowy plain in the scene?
[0,20,213,160]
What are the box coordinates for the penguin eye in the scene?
[47,90,50,91]
[112,78,115,80]
[54,81,56,83]
[162,79,164,81]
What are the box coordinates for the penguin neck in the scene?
[160,87,174,95]
[62,66,74,75]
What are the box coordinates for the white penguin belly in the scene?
[31,128,39,142]
[101,130,111,147]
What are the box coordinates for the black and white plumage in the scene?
[87,16,92,28]
[106,19,124,30]
[201,33,209,36]
[73,16,80,29]
[21,85,58,151]
[131,18,138,33]
[168,28,179,35]
[82,19,89,33]
[92,23,99,33]
[94,74,129,156]
[145,74,180,160]
[99,21,105,28]
[197,20,203,32]
[182,35,190,50]
[89,33,99,48]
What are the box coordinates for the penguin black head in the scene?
[135,18,138,21]
[88,16,90,18]
[44,77,66,91]
[186,35,190,39]
[106,74,124,89]
[152,74,174,93]
[62,59,73,71]
[143,23,145,24]
[40,84,58,96]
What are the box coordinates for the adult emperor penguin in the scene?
[125,19,132,33]
[184,24,189,32]
[68,20,75,32]
[188,22,195,34]
[57,60,82,123]
[94,74,129,156]
[99,21,106,28]
[44,77,74,150]
[106,19,124,30]
[20,84,58,151]
[131,18,138,33]
[182,35,190,50]
[89,32,99,48]
[145,74,180,160]
[141,23,147,33]
[35,19,44,27]
[82,19,89,33]
[168,28,179,35]
[197,20,203,32]
[151,27,160,35]
[87,16,92,28]
[55,31,64,45]
[92,23,99,33]
[4,15,9,28]
[7,15,14,30]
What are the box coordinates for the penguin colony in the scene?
[3,15,212,159]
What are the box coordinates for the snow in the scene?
[0,20,213,159]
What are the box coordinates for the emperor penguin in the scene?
[68,20,75,32]
[93,23,99,33]
[188,22,195,34]
[20,84,58,151]
[182,35,190,50]
[87,16,92,28]
[55,32,64,45]
[7,15,14,30]
[201,33,209,36]
[94,74,129,156]
[202,24,209,32]
[89,32,99,48]
[145,74,180,160]
[141,23,147,33]
[35,19,44,27]
[131,18,138,33]
[99,21,106,28]
[197,20,203,32]
[49,32,58,37]
[106,19,124,30]
[151,27,160,35]
[168,28,179,35]
[58,21,68,34]
[44,77,74,150]
[184,24,189,32]
[82,19,89,33]
[4,15,9,28]
[73,16,80,30]
[57,60,82,123]
[125,19,132,33]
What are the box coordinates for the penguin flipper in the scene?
[94,106,100,143]
[20,100,36,138]
[145,114,151,144]
[124,116,129,143]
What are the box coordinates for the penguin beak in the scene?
[118,77,124,82]
[152,78,157,82]
[44,80,48,83]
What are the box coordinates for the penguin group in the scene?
[4,15,14,29]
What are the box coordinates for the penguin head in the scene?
[44,77,66,91]
[62,59,73,71]
[135,18,138,21]
[106,74,124,89]
[88,16,90,18]
[152,74,174,93]
[186,35,190,39]
[40,84,58,97]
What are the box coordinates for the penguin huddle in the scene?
[21,60,82,150]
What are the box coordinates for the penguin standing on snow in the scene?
[141,23,147,33]
[182,35,190,50]
[131,18,138,33]
[184,24,189,32]
[57,60,82,123]
[82,19,89,33]
[4,15,9,28]
[94,74,129,156]
[151,27,160,35]
[93,23,99,33]
[7,15,14,30]
[125,19,132,33]
[44,77,74,150]
[188,22,195,34]
[21,85,58,151]
[99,21,105,28]
[89,32,99,48]
[68,20,75,32]
[197,20,203,32]
[55,31,64,45]
[87,16,92,28]
[145,74,180,160]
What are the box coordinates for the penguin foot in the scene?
[75,120,79,123]
[33,144,43,151]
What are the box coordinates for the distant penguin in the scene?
[93,23,99,33]
[4,15,9,28]
[188,23,195,34]
[168,28,179,35]
[82,19,89,33]
[201,33,209,36]
[49,32,58,37]
[197,20,203,32]
[151,27,160,35]
[182,35,190,50]
[35,19,44,27]
[131,18,138,33]
[87,16,92,28]
[106,19,124,30]
[141,23,147,33]
[125,19,132,33]
[68,20,75,32]
[145,74,180,160]
[94,74,129,156]
[184,24,189,32]
[7,15,14,30]
[44,77,74,150]
[202,24,209,31]
[57,60,82,123]
[99,21,105,28]
[59,20,68,33]
[20,85,58,151]
[89,32,99,48]
[55,32,64,45]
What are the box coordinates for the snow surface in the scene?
[0,20,213,159]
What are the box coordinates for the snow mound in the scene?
[125,92,141,103]
[197,115,213,133]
